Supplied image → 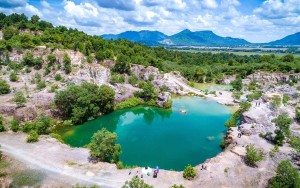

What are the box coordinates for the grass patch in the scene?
[10,169,45,187]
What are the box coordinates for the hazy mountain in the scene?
[102,30,167,42]
[268,32,300,45]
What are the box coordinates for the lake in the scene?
[59,96,231,171]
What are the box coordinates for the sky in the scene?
[0,0,299,43]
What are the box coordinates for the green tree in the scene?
[0,79,10,95]
[0,116,5,132]
[244,144,264,167]
[269,160,300,188]
[113,54,130,74]
[135,81,157,101]
[183,164,197,180]
[231,77,243,91]
[3,26,18,40]
[122,177,153,188]
[281,54,294,62]
[273,129,285,146]
[22,51,35,66]
[30,15,40,23]
[88,128,121,163]
[54,74,62,81]
[98,85,115,114]
[63,53,72,74]
[47,53,56,66]
[272,114,292,137]
[13,91,27,107]
[10,118,20,132]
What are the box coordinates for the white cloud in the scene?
[202,0,218,9]
[41,0,51,8]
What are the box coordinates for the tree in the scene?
[135,81,157,101]
[122,177,153,188]
[98,85,115,114]
[0,79,10,95]
[63,53,72,74]
[231,77,243,91]
[272,114,292,137]
[22,51,35,66]
[113,54,130,74]
[273,129,285,146]
[47,53,56,66]
[281,54,294,62]
[88,128,121,163]
[30,15,40,24]
[245,144,264,167]
[183,164,197,180]
[13,91,26,107]
[269,160,300,188]
[3,26,18,40]
[10,118,20,132]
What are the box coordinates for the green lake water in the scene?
[59,96,231,171]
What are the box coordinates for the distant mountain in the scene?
[102,30,167,43]
[102,29,251,46]
[167,29,250,46]
[268,32,300,45]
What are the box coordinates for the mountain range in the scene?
[102,30,300,46]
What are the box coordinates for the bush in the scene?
[122,177,153,188]
[272,114,292,137]
[282,94,290,105]
[232,91,243,100]
[63,53,72,74]
[172,185,185,188]
[225,102,251,128]
[49,133,64,143]
[9,71,19,82]
[163,99,173,109]
[115,97,143,110]
[183,164,197,180]
[37,81,46,90]
[231,77,243,91]
[273,129,285,146]
[27,130,39,143]
[0,116,5,132]
[244,144,264,167]
[88,128,121,163]
[135,81,157,101]
[54,74,62,81]
[246,91,262,102]
[269,160,300,188]
[270,96,281,109]
[10,118,20,132]
[110,74,125,84]
[0,79,10,95]
[290,137,300,154]
[128,75,138,85]
[295,109,300,123]
[50,84,58,92]
[13,91,26,107]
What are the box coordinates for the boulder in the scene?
[156,92,171,107]
[14,106,38,121]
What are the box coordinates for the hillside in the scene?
[102,30,167,43]
[102,29,251,46]
[268,32,300,45]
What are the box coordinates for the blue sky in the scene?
[0,0,299,43]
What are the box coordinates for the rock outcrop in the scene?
[156,92,171,107]
[246,72,300,83]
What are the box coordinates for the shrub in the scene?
[269,145,279,158]
[272,114,292,137]
[49,133,64,143]
[110,74,125,84]
[50,84,58,92]
[122,177,153,188]
[10,118,20,132]
[54,74,62,81]
[163,99,173,109]
[172,185,185,188]
[9,71,19,82]
[63,53,72,74]
[273,129,285,146]
[269,160,300,188]
[13,91,26,107]
[246,91,262,102]
[37,81,46,90]
[232,91,243,100]
[290,137,300,154]
[270,96,281,109]
[135,81,157,101]
[188,81,195,87]
[231,77,243,91]
[295,109,300,123]
[88,128,121,163]
[128,75,138,85]
[115,97,143,110]
[282,94,290,105]
[148,74,154,81]
[244,144,264,167]
[183,164,197,180]
[0,116,5,132]
[27,130,39,143]
[0,79,10,95]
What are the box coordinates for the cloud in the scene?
[63,1,100,27]
[254,0,300,19]
[202,0,218,9]
[41,0,51,8]
[95,0,136,11]
[0,0,27,8]
[142,0,161,7]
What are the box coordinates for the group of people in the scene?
[128,166,159,179]
[237,125,243,138]
[201,164,207,170]
[255,101,261,107]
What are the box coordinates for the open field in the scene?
[173,49,300,57]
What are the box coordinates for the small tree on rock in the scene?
[122,177,153,188]
[244,144,264,167]
[13,91,27,107]
[183,164,197,180]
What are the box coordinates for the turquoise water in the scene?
[59,96,231,171]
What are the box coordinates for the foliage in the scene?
[54,74,62,81]
[270,96,282,109]
[0,116,5,132]
[269,160,300,188]
[63,53,72,74]
[171,185,185,188]
[272,114,292,137]
[225,102,251,127]
[0,79,10,95]
[231,77,243,91]
[9,169,45,187]
[290,137,300,154]
[47,53,56,66]
[113,54,130,74]
[110,74,125,84]
[183,164,197,180]
[37,81,46,90]
[10,118,20,132]
[88,128,121,163]
[22,114,55,134]
[122,177,153,188]
[295,109,300,123]
[49,133,64,143]
[282,94,290,105]
[163,99,173,109]
[269,145,279,158]
[26,130,39,143]
[273,129,285,146]
[244,144,264,167]
[55,82,115,124]
[135,81,157,101]
[246,91,262,102]
[9,71,18,82]
[115,97,143,110]
[128,75,138,85]
[13,91,26,107]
